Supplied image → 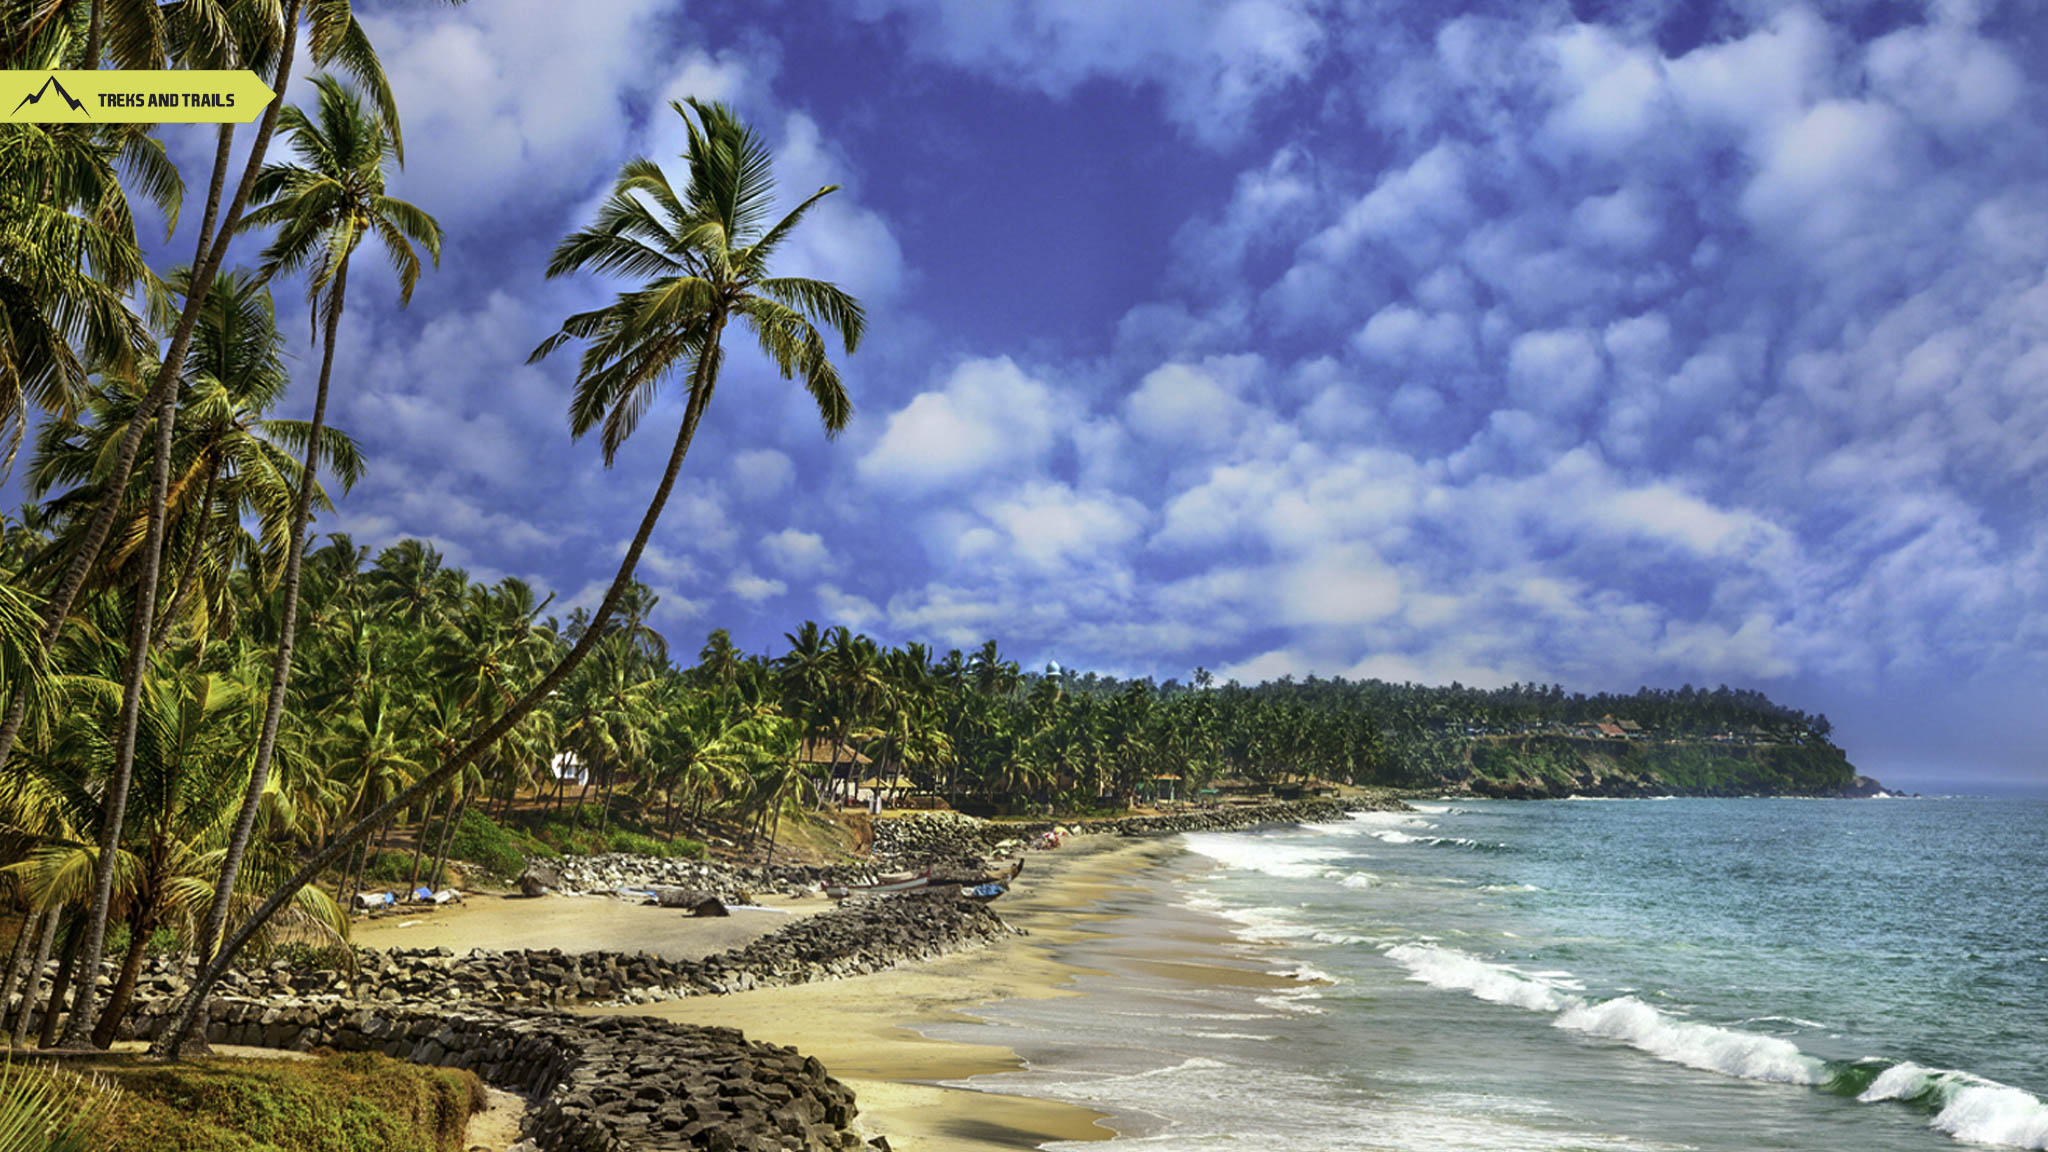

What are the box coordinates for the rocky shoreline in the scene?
[12,796,1396,1151]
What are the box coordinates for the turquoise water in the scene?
[947,796,2048,1150]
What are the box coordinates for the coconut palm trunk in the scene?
[7,904,59,1047]
[37,911,83,1047]
[404,788,440,891]
[0,902,56,1037]
[193,260,348,968]
[60,501,175,1047]
[428,791,468,891]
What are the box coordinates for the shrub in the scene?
[446,810,533,877]
[359,850,430,886]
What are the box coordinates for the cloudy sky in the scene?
[108,0,2048,792]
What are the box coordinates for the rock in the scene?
[517,862,562,898]
[655,888,729,916]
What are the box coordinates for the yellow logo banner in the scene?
[2,70,275,124]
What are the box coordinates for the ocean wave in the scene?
[1554,997,1826,1084]
[1857,1062,2048,1149]
[1367,828,1508,851]
[1184,832,1345,879]
[1383,941,2048,1150]
[1384,943,1574,1012]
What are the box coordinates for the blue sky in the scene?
[107,0,2048,792]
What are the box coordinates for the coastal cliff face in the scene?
[1437,736,1867,798]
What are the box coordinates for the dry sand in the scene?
[351,889,833,960]
[353,836,1194,1150]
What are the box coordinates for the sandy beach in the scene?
[348,832,1242,1149]
[352,888,832,960]
[332,835,1141,1148]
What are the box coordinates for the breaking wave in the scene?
[1382,942,2048,1148]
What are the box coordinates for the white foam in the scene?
[1384,943,1573,1012]
[1183,833,1343,879]
[1554,997,1825,1085]
[1862,1063,2048,1150]
[1255,992,1326,1014]
[1932,1082,2048,1148]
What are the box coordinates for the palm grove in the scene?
[0,0,1847,1061]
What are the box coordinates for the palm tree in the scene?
[152,97,864,1057]
[191,73,441,973]
[40,0,406,1048]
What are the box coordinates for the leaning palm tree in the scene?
[189,74,440,974]
[152,96,864,1058]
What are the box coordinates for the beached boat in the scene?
[823,869,931,899]
[962,881,1008,902]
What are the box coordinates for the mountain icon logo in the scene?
[11,75,89,117]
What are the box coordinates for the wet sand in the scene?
[583,835,1191,1151]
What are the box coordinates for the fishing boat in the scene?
[823,869,931,899]
[962,881,1008,902]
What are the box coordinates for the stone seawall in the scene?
[64,889,1012,1017]
[123,998,874,1152]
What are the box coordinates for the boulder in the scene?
[655,888,729,916]
[517,862,562,898]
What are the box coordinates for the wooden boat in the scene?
[962,881,1008,902]
[824,870,931,899]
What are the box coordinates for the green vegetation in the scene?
[3,1052,478,1152]
[1468,736,1855,797]
[0,1060,113,1152]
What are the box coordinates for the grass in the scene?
[2,1050,483,1152]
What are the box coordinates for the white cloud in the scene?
[365,1,672,222]
[855,0,1326,145]
[816,584,881,630]
[731,450,795,501]
[970,482,1147,573]
[1123,356,1259,451]
[857,357,1067,489]
[1739,99,1909,245]
[761,529,831,576]
[1307,142,1470,262]
[1865,23,2021,136]
[728,567,788,603]
[1507,329,1605,417]
[1540,22,1666,156]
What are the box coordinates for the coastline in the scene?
[582,833,1189,1150]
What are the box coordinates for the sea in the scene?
[936,796,2048,1151]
